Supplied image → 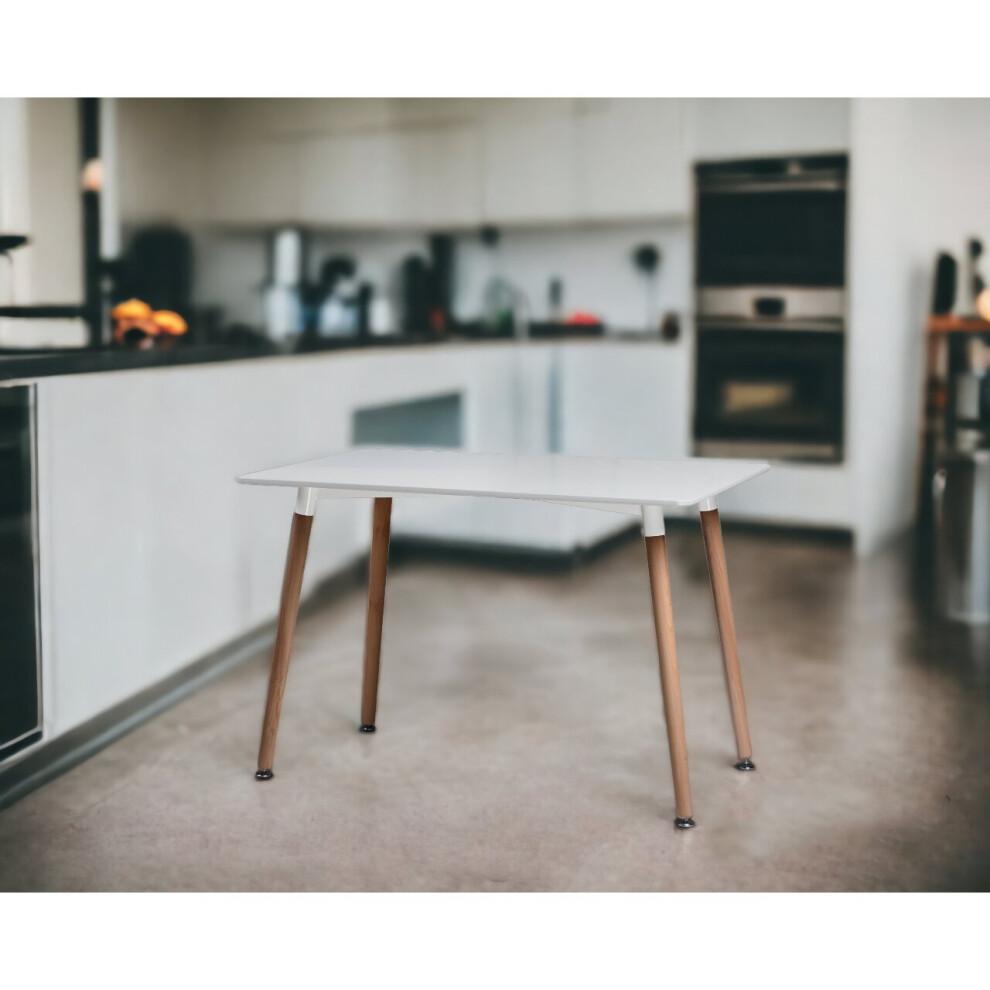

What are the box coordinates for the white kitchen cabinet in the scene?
[299,130,405,226]
[299,121,481,228]
[576,99,689,219]
[684,98,850,160]
[558,341,691,461]
[202,98,393,141]
[205,138,301,225]
[395,123,482,228]
[481,105,579,224]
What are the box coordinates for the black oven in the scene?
[693,154,848,462]
[694,325,844,462]
[695,154,848,325]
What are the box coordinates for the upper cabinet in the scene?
[299,130,404,226]
[477,99,688,224]
[575,99,688,220]
[480,102,580,224]
[396,123,482,228]
[115,98,853,232]
[207,138,301,225]
[204,98,691,229]
[683,98,851,160]
[297,122,483,228]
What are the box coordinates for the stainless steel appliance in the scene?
[933,450,990,624]
[0,384,42,763]
[693,154,848,461]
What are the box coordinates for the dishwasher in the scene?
[0,384,42,763]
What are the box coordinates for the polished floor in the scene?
[1,526,989,891]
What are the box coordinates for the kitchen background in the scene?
[2,97,990,810]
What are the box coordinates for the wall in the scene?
[114,98,206,225]
[0,98,86,347]
[187,221,693,338]
[450,222,691,331]
[847,98,990,555]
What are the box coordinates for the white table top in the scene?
[237,448,769,508]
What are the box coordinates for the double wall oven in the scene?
[693,154,848,462]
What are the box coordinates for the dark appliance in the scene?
[693,154,848,461]
[694,324,844,461]
[115,226,194,318]
[0,385,42,763]
[401,256,432,335]
[931,252,958,316]
[428,234,455,335]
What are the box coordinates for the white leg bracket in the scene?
[641,505,665,538]
[697,496,718,513]
[295,486,318,516]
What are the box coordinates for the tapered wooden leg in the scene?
[255,510,313,779]
[360,497,392,732]
[644,533,695,827]
[699,508,755,771]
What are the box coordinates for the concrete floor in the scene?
[1,526,989,891]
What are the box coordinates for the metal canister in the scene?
[933,450,990,623]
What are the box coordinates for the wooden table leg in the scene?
[699,507,755,771]
[255,509,314,780]
[644,531,696,828]
[360,497,392,733]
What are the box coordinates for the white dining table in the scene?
[238,447,769,829]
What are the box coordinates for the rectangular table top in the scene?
[237,448,769,508]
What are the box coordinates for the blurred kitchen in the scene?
[1,98,990,892]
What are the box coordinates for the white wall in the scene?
[848,98,990,555]
[188,221,693,337]
[451,222,691,331]
[115,98,206,225]
[0,98,31,303]
[0,98,87,347]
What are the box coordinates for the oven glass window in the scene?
[697,190,846,287]
[695,330,844,457]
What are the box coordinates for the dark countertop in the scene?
[0,326,664,383]
[0,333,452,382]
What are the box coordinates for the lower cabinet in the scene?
[390,341,689,552]
[558,341,691,461]
[30,342,687,749]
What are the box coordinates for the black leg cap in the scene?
[674,816,697,829]
[359,724,376,733]
[255,768,274,781]
[735,758,756,771]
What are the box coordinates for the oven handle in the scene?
[698,179,845,194]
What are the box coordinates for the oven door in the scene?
[697,187,846,288]
[694,327,845,462]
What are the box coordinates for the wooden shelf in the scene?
[926,315,990,334]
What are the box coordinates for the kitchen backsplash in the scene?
[188,221,691,335]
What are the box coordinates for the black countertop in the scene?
[0,324,652,383]
[0,333,456,382]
